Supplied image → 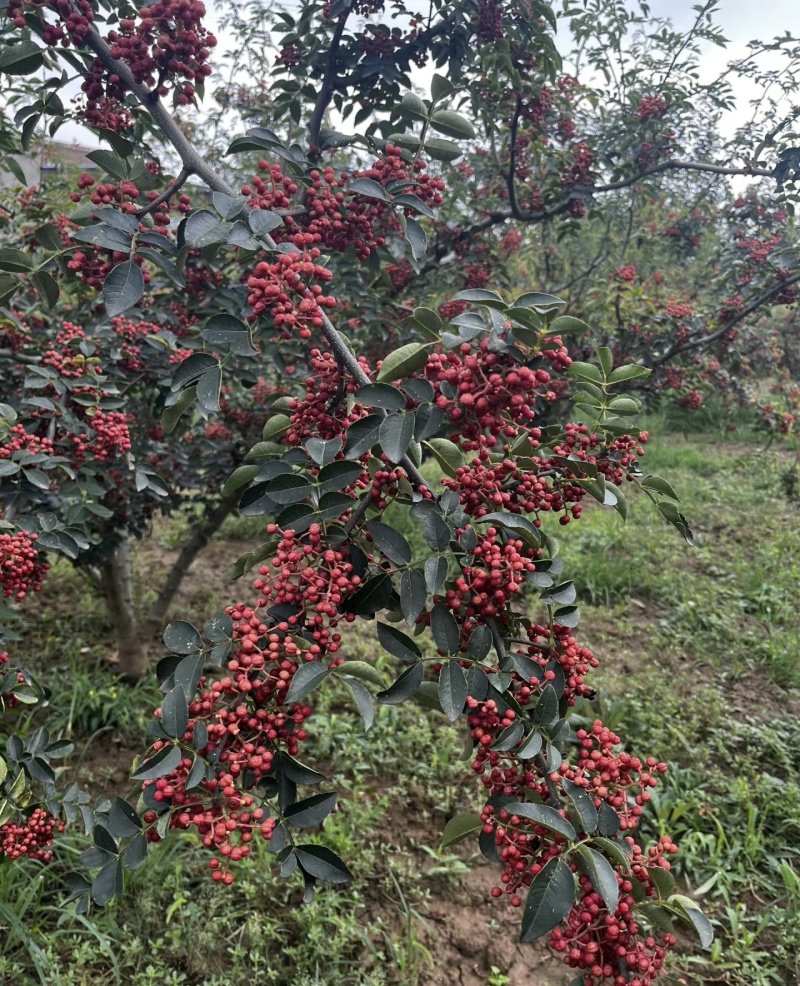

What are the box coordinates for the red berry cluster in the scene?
[141,609,319,882]
[253,523,365,635]
[1,424,55,461]
[614,265,637,283]
[70,410,133,463]
[0,650,24,708]
[559,721,667,831]
[464,262,493,290]
[500,228,523,254]
[636,95,667,121]
[439,300,469,320]
[0,807,64,863]
[424,338,571,448]
[552,866,676,985]
[516,623,600,704]
[664,300,693,320]
[284,349,371,445]
[5,0,94,47]
[0,531,49,601]
[107,1,217,105]
[246,249,336,339]
[679,389,703,410]
[442,527,538,623]
[476,0,504,42]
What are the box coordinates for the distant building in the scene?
[1,141,99,190]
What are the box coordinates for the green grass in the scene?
[3,421,800,986]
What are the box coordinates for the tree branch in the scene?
[77,11,431,493]
[308,11,350,155]
[143,491,240,637]
[653,270,800,365]
[136,165,193,219]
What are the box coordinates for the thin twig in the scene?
[136,165,193,218]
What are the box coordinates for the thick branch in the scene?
[506,96,525,220]
[308,12,350,154]
[143,491,240,637]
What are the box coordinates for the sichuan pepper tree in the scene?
[3,0,796,981]
[0,173,291,677]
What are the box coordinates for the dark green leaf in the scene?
[377,622,421,662]
[161,685,189,739]
[438,660,467,721]
[163,621,202,654]
[520,857,576,942]
[430,603,460,654]
[103,261,144,317]
[131,744,182,781]
[367,521,412,565]
[379,412,414,463]
[563,780,598,834]
[92,859,123,906]
[376,343,429,383]
[424,511,452,550]
[424,555,448,594]
[284,792,337,830]
[574,845,619,914]
[343,677,374,731]
[295,845,352,884]
[377,662,423,705]
[0,40,44,75]
[441,812,482,848]
[285,662,331,704]
[108,798,141,839]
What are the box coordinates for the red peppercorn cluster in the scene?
[563,142,596,188]
[0,650,24,708]
[679,389,703,410]
[559,721,668,831]
[463,262,493,290]
[475,0,504,42]
[442,527,538,622]
[141,607,321,882]
[0,531,49,601]
[70,410,133,463]
[0,424,55,462]
[0,807,64,863]
[446,452,586,525]
[107,1,217,104]
[387,258,414,290]
[5,0,94,47]
[515,623,600,705]
[500,228,523,254]
[111,316,164,372]
[246,249,336,338]
[636,95,667,122]
[439,300,469,320]
[284,349,371,445]
[614,265,637,283]
[551,869,676,985]
[664,299,693,320]
[253,523,364,635]
[424,338,571,447]
[243,149,443,261]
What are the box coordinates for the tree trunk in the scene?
[101,536,148,681]
[143,491,239,641]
